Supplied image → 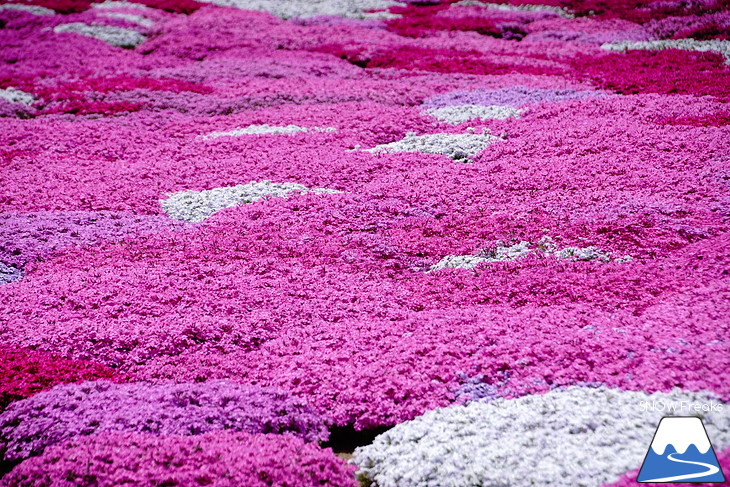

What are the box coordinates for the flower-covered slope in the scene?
[0,0,728,485]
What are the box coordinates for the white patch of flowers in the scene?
[537,236,616,262]
[202,124,336,140]
[92,1,152,9]
[425,105,523,125]
[353,387,730,487]
[0,3,54,15]
[430,237,632,271]
[602,39,730,64]
[430,241,531,271]
[161,181,341,223]
[53,23,146,48]
[539,236,634,262]
[553,246,612,261]
[97,12,154,27]
[0,262,23,285]
[366,132,502,162]
[0,87,34,106]
[453,1,573,17]
[195,0,399,19]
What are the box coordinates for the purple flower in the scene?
[0,380,328,461]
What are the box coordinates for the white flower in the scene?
[366,132,502,162]
[161,181,340,223]
[54,23,146,48]
[353,387,730,487]
[202,125,336,140]
[602,40,730,64]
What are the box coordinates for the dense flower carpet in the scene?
[0,0,729,485]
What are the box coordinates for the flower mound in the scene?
[1,432,357,487]
[352,387,730,487]
[0,380,328,462]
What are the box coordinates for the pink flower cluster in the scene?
[1,432,356,487]
[2,192,727,427]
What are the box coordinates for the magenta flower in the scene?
[2,431,356,487]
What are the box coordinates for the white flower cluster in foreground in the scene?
[53,23,146,48]
[353,387,730,487]
[454,1,574,18]
[196,0,399,19]
[602,39,730,64]
[203,124,336,140]
[366,132,502,162]
[161,181,341,223]
[425,105,523,125]
[430,237,632,271]
[0,3,54,15]
[0,87,35,106]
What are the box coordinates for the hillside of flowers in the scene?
[0,0,729,485]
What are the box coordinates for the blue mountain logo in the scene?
[638,416,726,483]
